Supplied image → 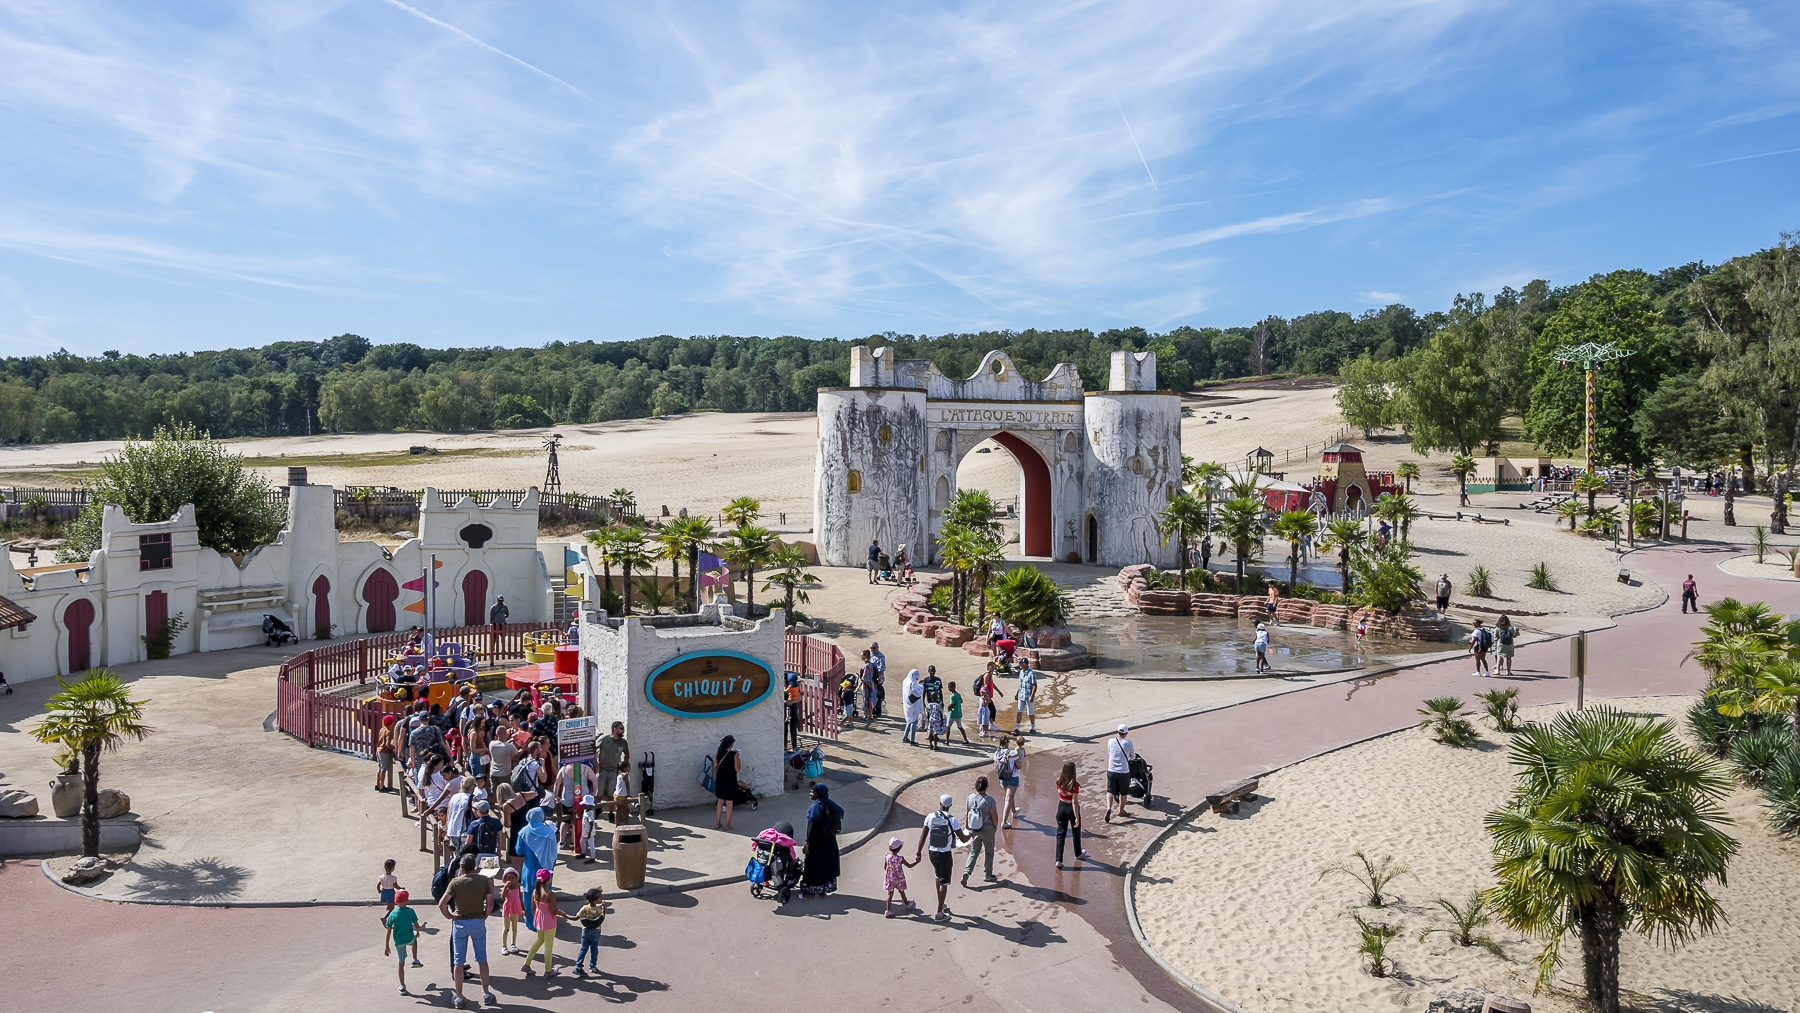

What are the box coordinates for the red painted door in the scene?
[312,575,331,637]
[145,590,168,640]
[462,570,488,626]
[65,598,95,672]
[363,568,398,633]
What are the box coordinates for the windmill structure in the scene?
[1552,341,1633,475]
[542,434,563,499]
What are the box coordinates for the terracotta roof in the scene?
[0,593,36,629]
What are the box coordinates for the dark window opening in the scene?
[139,533,172,571]
[459,524,494,548]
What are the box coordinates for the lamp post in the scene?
[1552,341,1633,476]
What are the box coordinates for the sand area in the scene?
[1132,695,1800,1013]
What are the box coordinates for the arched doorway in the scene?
[64,598,95,672]
[1086,514,1099,564]
[145,590,168,651]
[1343,485,1364,515]
[989,432,1053,557]
[462,570,489,626]
[312,575,331,638]
[363,568,399,633]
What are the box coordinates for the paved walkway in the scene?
[5,541,1790,1012]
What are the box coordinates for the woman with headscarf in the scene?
[800,782,844,895]
[712,735,756,830]
[514,807,558,929]
[900,669,924,746]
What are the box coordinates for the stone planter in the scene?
[49,772,82,819]
[1276,599,1315,624]
[1138,590,1191,615]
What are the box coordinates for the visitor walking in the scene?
[569,887,605,977]
[1265,584,1280,625]
[869,642,888,716]
[961,775,1000,887]
[520,870,560,977]
[1013,661,1040,734]
[377,858,401,922]
[375,715,398,792]
[1681,574,1699,613]
[859,650,880,725]
[975,667,997,740]
[383,888,422,995]
[994,736,1024,828]
[901,668,923,745]
[784,675,802,751]
[1468,618,1492,677]
[1053,761,1085,870]
[883,837,918,917]
[801,782,844,895]
[1494,615,1516,677]
[923,665,947,750]
[498,869,524,955]
[1199,537,1211,572]
[916,794,970,921]
[1254,622,1270,674]
[436,853,498,1008]
[595,721,629,808]
[1104,725,1137,823]
[946,681,969,744]
[1435,574,1452,616]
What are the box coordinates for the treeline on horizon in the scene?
[0,235,1791,483]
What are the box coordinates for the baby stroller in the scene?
[1128,754,1154,808]
[262,614,296,646]
[747,822,802,902]
[876,552,895,583]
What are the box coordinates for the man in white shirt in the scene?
[914,793,969,922]
[443,777,473,842]
[1105,725,1137,823]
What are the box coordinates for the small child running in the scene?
[383,889,422,993]
[1355,615,1367,646]
[376,858,400,923]
[883,837,918,917]
[569,887,605,977]
[1254,623,1271,674]
[947,682,969,744]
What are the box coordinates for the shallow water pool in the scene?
[1068,615,1449,680]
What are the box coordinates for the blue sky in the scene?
[1,1,1797,357]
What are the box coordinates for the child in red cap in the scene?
[383,889,421,994]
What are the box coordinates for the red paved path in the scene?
[7,542,1789,1013]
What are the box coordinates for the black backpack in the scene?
[466,817,500,855]
[430,861,454,902]
[926,810,953,850]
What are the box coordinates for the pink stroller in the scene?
[746,822,802,902]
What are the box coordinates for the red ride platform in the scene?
[504,662,577,690]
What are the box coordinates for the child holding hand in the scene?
[568,887,605,977]
[883,836,918,918]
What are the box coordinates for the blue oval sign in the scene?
[644,651,776,719]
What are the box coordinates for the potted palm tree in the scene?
[30,670,153,858]
[1271,509,1317,591]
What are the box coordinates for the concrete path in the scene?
[5,541,1792,1013]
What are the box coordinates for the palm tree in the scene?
[1271,509,1317,590]
[1556,499,1584,531]
[1449,455,1477,504]
[1572,471,1608,517]
[30,670,153,858]
[968,532,1008,622]
[1372,492,1423,542]
[943,488,1001,537]
[937,525,980,619]
[1156,493,1209,585]
[603,527,656,615]
[722,496,763,528]
[1190,461,1228,528]
[1215,495,1265,587]
[1324,517,1365,592]
[721,525,776,613]
[761,544,819,621]
[655,524,685,609]
[662,517,716,612]
[1395,460,1420,493]
[1485,706,1737,1013]
[608,488,635,519]
[585,528,618,607]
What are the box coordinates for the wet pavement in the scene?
[1071,614,1446,680]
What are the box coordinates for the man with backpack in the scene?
[1468,618,1493,677]
[960,776,1000,888]
[915,793,970,921]
[459,799,503,862]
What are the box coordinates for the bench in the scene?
[1205,777,1260,815]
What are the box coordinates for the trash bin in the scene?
[612,824,648,891]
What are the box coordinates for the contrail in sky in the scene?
[379,0,595,103]
[1695,146,1800,167]
[1113,91,1157,190]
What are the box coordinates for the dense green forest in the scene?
[0,236,1793,520]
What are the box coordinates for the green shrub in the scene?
[1525,562,1559,592]
[1353,913,1403,977]
[1761,750,1800,833]
[1464,565,1493,598]
[1687,696,1747,757]
[926,583,955,614]
[987,565,1071,630]
[1476,687,1520,732]
[1418,696,1479,746]
[1730,725,1793,785]
[140,611,188,661]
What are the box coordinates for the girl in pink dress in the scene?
[883,837,917,918]
[499,868,524,954]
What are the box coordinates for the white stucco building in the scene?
[0,473,556,684]
[813,347,1182,568]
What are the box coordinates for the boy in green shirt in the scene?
[947,682,968,743]
[383,889,422,995]
[568,886,605,976]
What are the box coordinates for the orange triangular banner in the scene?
[402,599,426,614]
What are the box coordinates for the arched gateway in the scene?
[814,347,1182,568]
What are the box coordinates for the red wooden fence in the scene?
[279,626,846,756]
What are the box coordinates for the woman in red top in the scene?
[1054,761,1085,869]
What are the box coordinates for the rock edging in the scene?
[888,573,1094,669]
[1117,566,1452,641]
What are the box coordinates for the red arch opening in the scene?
[462,570,489,626]
[65,598,94,672]
[363,568,399,633]
[991,432,1052,557]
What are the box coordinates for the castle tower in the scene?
[1082,352,1181,567]
[813,357,928,568]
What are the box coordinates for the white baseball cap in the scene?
[940,793,954,807]
[1117,724,1129,734]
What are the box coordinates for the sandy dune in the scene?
[1133,696,1799,1013]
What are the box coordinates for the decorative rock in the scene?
[1117,564,1154,589]
[963,641,992,656]
[0,789,39,817]
[1276,599,1314,624]
[1025,626,1074,648]
[1021,646,1093,671]
[1481,996,1529,1013]
[1236,597,1267,619]
[935,625,974,647]
[1310,604,1350,629]
[1138,590,1191,615]
[49,772,82,818]
[62,856,107,885]
[1188,593,1239,618]
[1425,989,1489,1013]
[95,788,131,819]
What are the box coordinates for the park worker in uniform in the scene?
[437,854,498,1009]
